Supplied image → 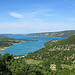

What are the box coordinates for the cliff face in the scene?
[25,30,75,38]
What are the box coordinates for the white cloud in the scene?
[9,12,23,18]
[0,22,30,29]
[23,8,55,18]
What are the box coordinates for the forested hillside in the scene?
[27,35,75,74]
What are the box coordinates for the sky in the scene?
[0,0,75,34]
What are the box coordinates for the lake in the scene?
[0,36,65,56]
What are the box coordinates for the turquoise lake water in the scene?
[0,36,65,56]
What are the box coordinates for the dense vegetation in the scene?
[0,35,75,75]
[27,35,75,74]
[0,53,75,75]
[25,30,75,38]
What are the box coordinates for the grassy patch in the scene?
[25,59,43,64]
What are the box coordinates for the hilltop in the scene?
[25,30,75,38]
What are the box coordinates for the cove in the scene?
[0,36,65,56]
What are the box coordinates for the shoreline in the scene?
[0,47,9,50]
[0,40,34,51]
[0,42,26,51]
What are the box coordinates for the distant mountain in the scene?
[1,30,75,38]
[25,30,75,38]
[0,34,25,36]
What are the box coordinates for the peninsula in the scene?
[0,36,36,50]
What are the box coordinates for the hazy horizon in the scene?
[0,0,75,34]
[0,29,75,35]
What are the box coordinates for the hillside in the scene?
[27,35,75,73]
[27,35,75,62]
[25,30,75,38]
[0,35,75,75]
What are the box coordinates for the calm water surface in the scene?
[0,36,65,56]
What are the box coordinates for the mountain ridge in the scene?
[25,30,75,38]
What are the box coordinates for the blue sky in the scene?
[0,0,75,34]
